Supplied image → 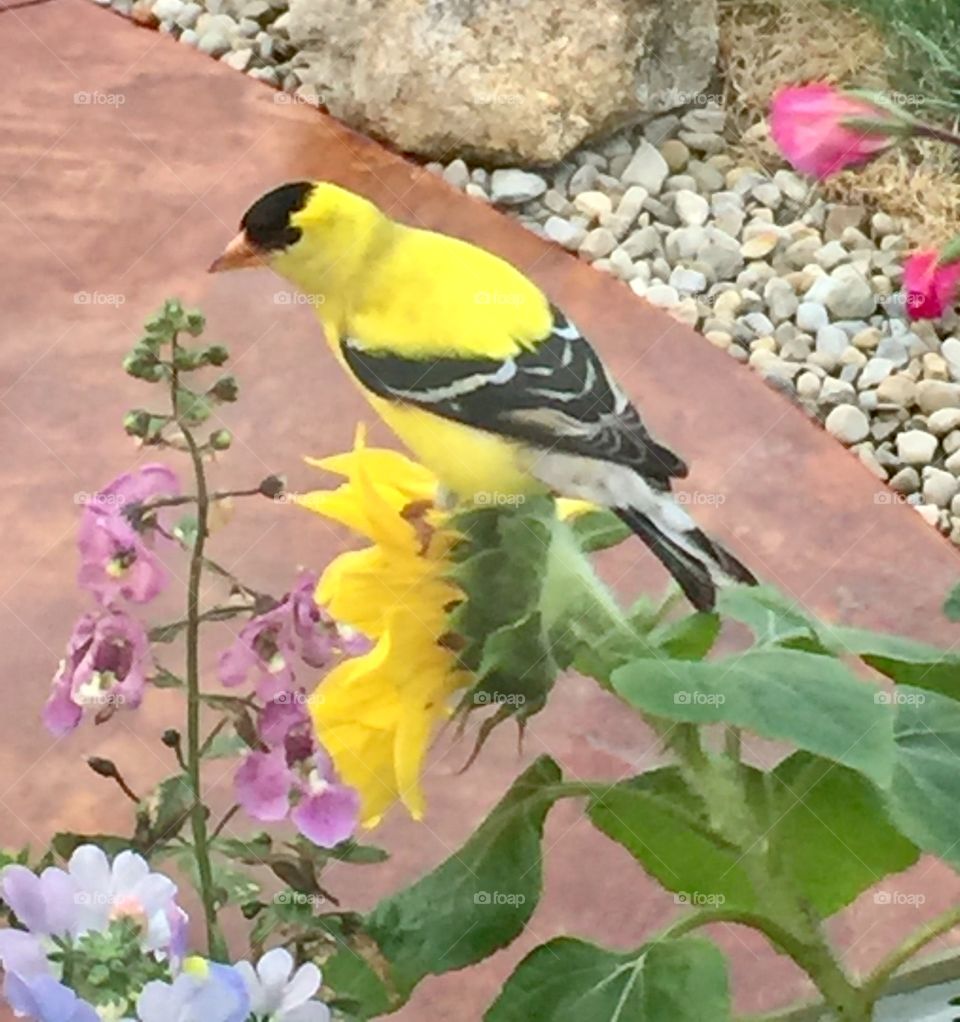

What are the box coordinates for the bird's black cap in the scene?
[241,181,314,251]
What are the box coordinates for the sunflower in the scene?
[294,427,470,825]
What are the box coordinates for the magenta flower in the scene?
[770,84,900,179]
[77,464,179,606]
[904,248,960,321]
[235,697,358,847]
[42,611,150,736]
[218,572,349,700]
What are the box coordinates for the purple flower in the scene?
[4,973,100,1022]
[0,865,76,938]
[218,572,345,700]
[137,963,249,1022]
[235,704,358,848]
[43,611,150,736]
[258,694,309,747]
[77,464,179,606]
[0,930,49,980]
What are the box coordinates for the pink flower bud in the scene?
[903,248,960,321]
[770,84,900,179]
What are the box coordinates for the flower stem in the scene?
[916,123,960,148]
[211,804,241,840]
[862,904,960,1005]
[138,486,265,514]
[171,332,228,961]
[545,530,866,1018]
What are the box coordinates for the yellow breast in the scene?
[368,395,544,501]
[308,219,555,500]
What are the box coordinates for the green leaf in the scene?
[611,649,895,787]
[326,839,389,865]
[568,509,631,553]
[719,587,960,699]
[323,948,398,1021]
[173,515,199,549]
[649,612,720,661]
[215,832,272,863]
[590,756,917,920]
[0,847,31,870]
[366,756,561,995]
[144,775,195,844]
[201,726,250,760]
[940,236,960,269]
[52,834,139,860]
[825,626,960,699]
[150,667,183,689]
[768,753,918,916]
[149,621,188,644]
[485,937,730,1022]
[172,847,260,909]
[588,769,760,912]
[270,856,319,895]
[210,863,260,908]
[887,686,960,869]
[716,586,827,651]
[944,582,960,622]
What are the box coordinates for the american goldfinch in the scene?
[210,181,756,609]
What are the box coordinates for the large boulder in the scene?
[288,0,719,165]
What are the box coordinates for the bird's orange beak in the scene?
[207,232,266,273]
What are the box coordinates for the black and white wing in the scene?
[342,304,756,611]
[341,306,688,489]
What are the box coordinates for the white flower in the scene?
[66,845,180,953]
[235,948,330,1022]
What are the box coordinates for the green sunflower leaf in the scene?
[485,937,731,1022]
[366,756,561,998]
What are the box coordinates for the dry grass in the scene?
[718,0,960,247]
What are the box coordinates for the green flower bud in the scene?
[184,309,206,336]
[123,352,164,382]
[209,429,233,451]
[137,331,164,353]
[123,410,151,438]
[174,387,212,426]
[163,298,186,328]
[172,349,203,371]
[210,375,239,402]
[204,344,229,366]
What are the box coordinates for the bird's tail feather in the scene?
[615,505,756,612]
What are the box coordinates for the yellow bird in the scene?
[209,181,756,610]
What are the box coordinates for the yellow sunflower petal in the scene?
[556,497,597,519]
[319,545,457,638]
[299,426,474,825]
